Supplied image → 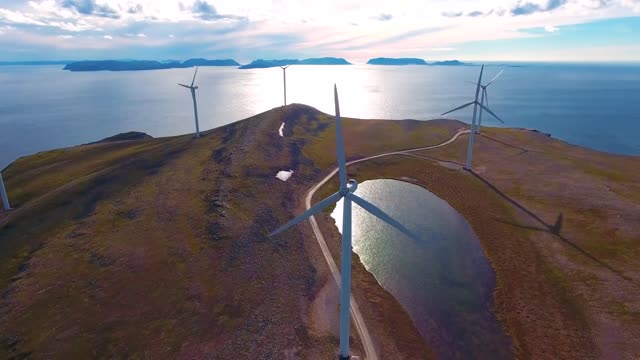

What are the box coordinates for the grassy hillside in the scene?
[1,104,638,359]
[0,105,461,359]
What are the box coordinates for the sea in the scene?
[1,63,639,169]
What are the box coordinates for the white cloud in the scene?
[620,0,640,11]
[57,34,73,39]
[1,0,640,61]
[0,8,47,25]
[544,25,559,32]
[0,25,15,35]
[48,20,96,32]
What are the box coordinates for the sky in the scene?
[0,0,639,63]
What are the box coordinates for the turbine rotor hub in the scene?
[347,179,358,193]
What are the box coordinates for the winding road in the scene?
[304,129,470,360]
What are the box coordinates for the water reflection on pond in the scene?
[331,179,512,359]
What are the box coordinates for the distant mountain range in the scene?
[63,58,240,71]
[238,57,351,69]
[367,58,469,66]
[5,57,470,71]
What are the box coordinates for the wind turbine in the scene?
[178,67,201,138]
[0,172,11,211]
[270,85,418,360]
[280,66,289,106]
[467,69,504,134]
[442,65,504,170]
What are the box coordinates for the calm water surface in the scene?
[331,179,512,359]
[1,63,640,168]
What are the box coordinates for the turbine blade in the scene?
[465,81,479,86]
[485,89,490,107]
[178,84,191,89]
[348,193,422,243]
[191,67,198,87]
[485,69,504,87]
[441,101,475,116]
[334,84,347,190]
[270,191,343,236]
[477,102,504,123]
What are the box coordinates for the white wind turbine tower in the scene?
[0,172,11,211]
[271,85,419,360]
[442,65,504,170]
[467,69,504,134]
[280,65,289,106]
[178,67,201,138]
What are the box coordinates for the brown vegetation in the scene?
[1,104,638,359]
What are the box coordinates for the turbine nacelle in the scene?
[347,179,358,193]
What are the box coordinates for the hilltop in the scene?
[238,57,351,69]
[63,58,240,72]
[1,105,639,359]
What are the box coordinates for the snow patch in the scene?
[276,170,294,182]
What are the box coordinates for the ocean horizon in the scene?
[1,62,639,169]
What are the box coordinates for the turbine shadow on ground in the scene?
[479,133,531,155]
[470,171,633,283]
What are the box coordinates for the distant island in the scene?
[238,57,351,69]
[366,58,471,66]
[63,58,240,72]
[367,58,427,65]
[430,60,469,66]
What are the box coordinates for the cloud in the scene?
[185,0,246,21]
[60,0,120,19]
[544,24,559,32]
[344,26,448,50]
[127,3,143,14]
[621,0,640,11]
[0,8,47,25]
[190,0,220,20]
[511,2,542,15]
[375,13,393,21]
[442,11,463,17]
[511,0,568,16]
[136,33,146,38]
[1,0,639,62]
[57,34,73,39]
[48,20,96,32]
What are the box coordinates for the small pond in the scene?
[331,179,512,359]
